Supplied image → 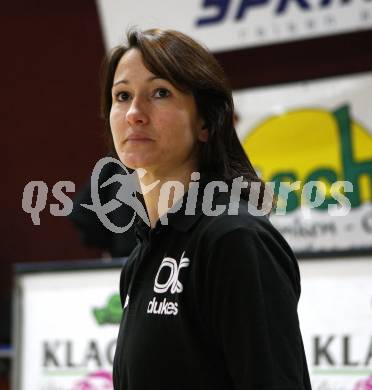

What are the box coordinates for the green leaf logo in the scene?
[92,294,123,325]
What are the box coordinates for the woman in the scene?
[102,28,312,390]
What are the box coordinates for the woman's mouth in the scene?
[126,135,153,143]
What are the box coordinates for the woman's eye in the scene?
[154,88,170,98]
[116,92,130,102]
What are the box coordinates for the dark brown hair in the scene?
[101,28,266,197]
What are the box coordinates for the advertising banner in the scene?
[233,71,372,253]
[13,257,372,389]
[14,267,122,390]
[96,0,372,52]
[298,257,372,390]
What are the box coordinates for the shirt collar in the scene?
[134,176,215,239]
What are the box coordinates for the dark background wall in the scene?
[1,4,105,386]
[1,1,371,389]
[215,29,372,90]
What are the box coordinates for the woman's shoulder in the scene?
[196,192,278,242]
[192,193,301,296]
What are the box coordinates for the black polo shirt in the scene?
[113,190,312,390]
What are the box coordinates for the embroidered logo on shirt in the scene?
[154,252,190,294]
[147,252,190,316]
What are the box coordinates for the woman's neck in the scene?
[138,166,197,228]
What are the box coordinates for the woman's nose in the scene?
[126,97,149,126]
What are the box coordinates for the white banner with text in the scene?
[298,257,372,390]
[13,257,372,389]
[96,0,372,52]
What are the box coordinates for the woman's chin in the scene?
[119,154,152,171]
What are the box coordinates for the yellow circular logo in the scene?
[242,105,372,211]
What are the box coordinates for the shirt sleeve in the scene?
[197,226,309,390]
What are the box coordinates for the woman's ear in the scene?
[198,124,209,142]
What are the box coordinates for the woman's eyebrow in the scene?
[112,76,165,87]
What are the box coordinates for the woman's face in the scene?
[110,49,208,177]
